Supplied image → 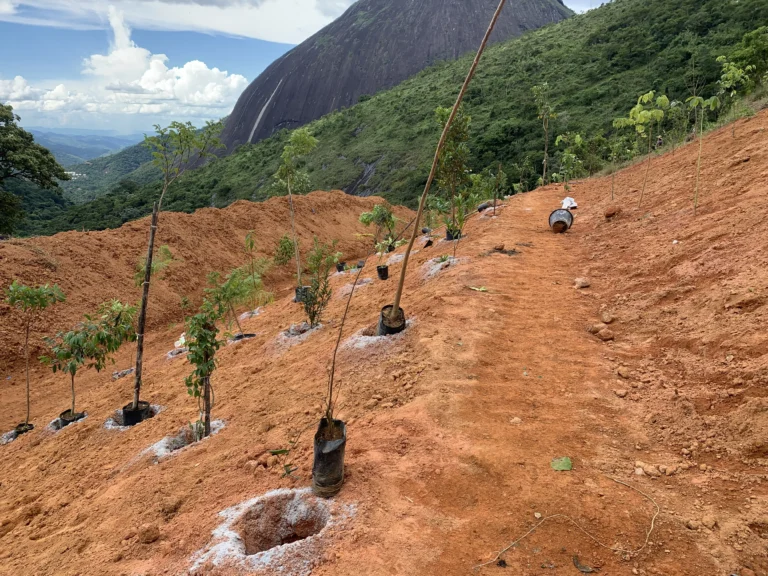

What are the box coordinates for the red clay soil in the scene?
[0,111,767,576]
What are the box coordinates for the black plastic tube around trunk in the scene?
[14,422,34,435]
[377,305,406,336]
[121,400,151,426]
[335,262,346,273]
[446,229,462,241]
[377,265,389,280]
[59,409,85,428]
[295,286,311,303]
[424,239,434,249]
[312,418,347,498]
[549,209,574,233]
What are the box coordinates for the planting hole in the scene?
[238,491,329,555]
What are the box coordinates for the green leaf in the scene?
[269,449,290,455]
[551,457,573,471]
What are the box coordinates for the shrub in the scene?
[303,238,337,327]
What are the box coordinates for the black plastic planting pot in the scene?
[377,305,406,336]
[122,401,152,426]
[446,229,462,241]
[477,202,491,212]
[59,410,85,428]
[424,239,434,249]
[312,418,347,498]
[549,209,574,233]
[295,286,311,303]
[386,244,396,253]
[14,423,34,435]
[421,227,432,234]
[335,262,346,273]
[376,265,389,280]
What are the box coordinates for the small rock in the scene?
[600,312,615,324]
[372,394,383,401]
[381,402,394,409]
[597,328,615,341]
[257,422,273,434]
[741,568,755,576]
[403,384,413,391]
[665,465,678,476]
[701,515,717,530]
[574,278,591,289]
[604,206,621,219]
[699,464,708,471]
[266,455,279,467]
[509,417,522,425]
[493,244,505,252]
[617,367,631,379]
[534,512,542,519]
[364,399,378,409]
[634,467,645,476]
[138,523,160,544]
[681,448,691,456]
[589,323,607,334]
[642,463,661,477]
[686,519,700,531]
[614,389,628,398]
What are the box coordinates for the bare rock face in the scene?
[221,0,572,151]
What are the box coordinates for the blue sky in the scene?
[0,0,603,133]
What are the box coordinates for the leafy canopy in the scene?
[5,281,65,315]
[0,104,70,191]
[613,91,670,137]
[273,128,318,195]
[359,203,397,242]
[303,238,337,328]
[42,300,137,377]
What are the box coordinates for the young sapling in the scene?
[4,281,65,433]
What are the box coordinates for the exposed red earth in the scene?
[0,112,766,576]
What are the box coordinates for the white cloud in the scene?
[0,0,357,43]
[0,0,16,15]
[0,6,248,127]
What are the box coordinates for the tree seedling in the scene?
[43,300,136,424]
[383,0,508,334]
[184,299,224,438]
[4,281,65,432]
[133,245,178,287]
[272,128,318,287]
[686,95,721,214]
[716,55,755,137]
[131,121,223,414]
[613,91,669,207]
[359,203,398,247]
[303,238,337,328]
[274,234,295,266]
[532,82,557,184]
[435,104,471,236]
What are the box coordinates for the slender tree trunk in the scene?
[638,135,652,207]
[450,184,456,229]
[694,115,704,214]
[70,373,76,416]
[542,119,549,183]
[286,176,302,286]
[230,303,243,334]
[203,375,211,437]
[388,0,508,323]
[24,320,30,425]
[132,202,159,410]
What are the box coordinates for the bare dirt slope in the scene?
[0,112,766,576]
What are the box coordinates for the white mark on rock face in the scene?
[249,78,284,144]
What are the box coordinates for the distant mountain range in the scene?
[29,130,144,167]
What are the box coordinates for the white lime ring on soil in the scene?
[190,488,354,575]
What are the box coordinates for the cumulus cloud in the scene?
[0,0,357,43]
[0,7,248,125]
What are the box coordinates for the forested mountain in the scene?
[13,0,768,236]
[28,130,142,168]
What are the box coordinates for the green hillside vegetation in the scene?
[58,143,158,203]
[14,0,768,236]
